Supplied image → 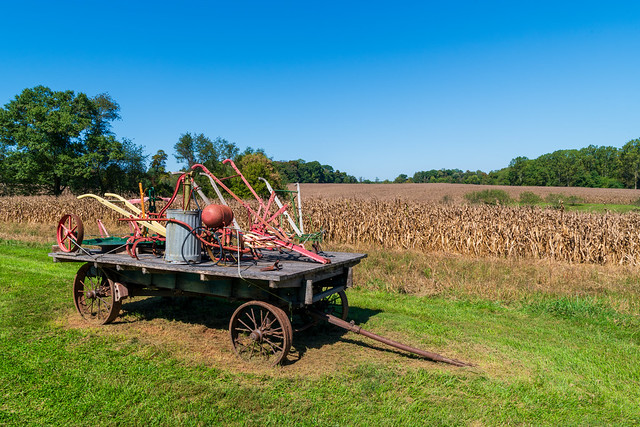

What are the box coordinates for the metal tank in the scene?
[164,209,202,264]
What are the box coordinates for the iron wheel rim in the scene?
[73,263,121,325]
[229,301,292,366]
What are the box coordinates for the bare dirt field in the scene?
[296,183,640,204]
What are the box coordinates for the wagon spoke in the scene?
[263,342,279,356]
[262,338,283,352]
[96,296,112,310]
[263,315,276,330]
[234,339,251,353]
[260,309,267,329]
[238,318,254,332]
[266,331,284,338]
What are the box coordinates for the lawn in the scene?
[1,239,640,425]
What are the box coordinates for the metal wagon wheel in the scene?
[315,288,349,320]
[57,214,84,252]
[73,263,121,325]
[229,301,293,366]
[293,288,349,333]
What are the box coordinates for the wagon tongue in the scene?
[308,309,474,367]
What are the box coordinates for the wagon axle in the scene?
[84,289,100,299]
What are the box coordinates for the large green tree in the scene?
[0,86,139,195]
[228,152,282,198]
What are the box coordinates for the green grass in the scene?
[566,203,640,213]
[2,239,640,425]
[516,201,640,213]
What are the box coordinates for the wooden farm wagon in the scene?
[50,248,365,365]
[51,160,470,366]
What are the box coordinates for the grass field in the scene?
[2,236,640,425]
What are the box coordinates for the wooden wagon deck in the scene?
[50,250,367,307]
[50,250,365,285]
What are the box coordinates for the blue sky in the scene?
[1,1,639,180]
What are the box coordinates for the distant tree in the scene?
[274,159,356,184]
[193,134,217,170]
[149,150,168,178]
[108,138,148,193]
[620,139,640,189]
[195,135,240,173]
[274,160,301,183]
[507,157,530,186]
[300,161,324,183]
[147,149,173,195]
[174,133,242,180]
[394,174,408,183]
[174,132,198,169]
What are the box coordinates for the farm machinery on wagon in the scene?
[50,159,471,367]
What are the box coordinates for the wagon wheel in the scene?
[315,288,349,320]
[57,214,84,252]
[229,301,293,366]
[295,288,349,332]
[73,263,121,325]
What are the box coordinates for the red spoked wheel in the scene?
[57,214,84,252]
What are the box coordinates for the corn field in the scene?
[304,199,640,265]
[3,195,640,265]
[0,196,125,227]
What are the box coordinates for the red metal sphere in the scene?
[201,204,234,229]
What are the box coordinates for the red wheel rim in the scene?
[57,214,84,252]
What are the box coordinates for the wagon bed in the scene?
[49,250,366,292]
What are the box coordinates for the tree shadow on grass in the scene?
[118,296,386,365]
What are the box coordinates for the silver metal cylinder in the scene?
[165,209,202,264]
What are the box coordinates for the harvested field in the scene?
[4,191,640,265]
[297,183,640,204]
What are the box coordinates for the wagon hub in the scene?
[249,329,264,342]
[85,289,99,299]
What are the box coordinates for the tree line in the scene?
[2,86,639,196]
[395,142,640,189]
